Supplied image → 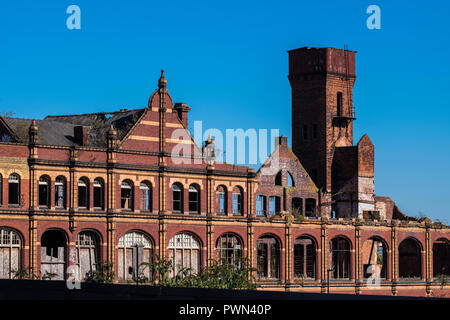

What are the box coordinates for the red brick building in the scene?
[0,47,448,297]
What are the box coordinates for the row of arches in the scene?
[1,228,449,282]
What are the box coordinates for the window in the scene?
[292,197,303,215]
[168,233,201,276]
[337,92,343,116]
[256,235,280,280]
[188,184,200,214]
[0,174,2,205]
[93,179,104,210]
[216,233,242,266]
[305,198,317,217]
[40,230,66,280]
[433,238,450,278]
[38,176,50,208]
[294,237,316,279]
[274,171,282,186]
[256,195,267,216]
[302,125,308,140]
[8,174,20,206]
[330,237,351,279]
[121,180,133,210]
[76,231,99,281]
[0,228,21,279]
[399,238,422,279]
[118,231,153,282]
[312,124,318,140]
[232,187,243,215]
[287,172,295,187]
[172,183,183,213]
[140,182,152,212]
[55,176,66,209]
[362,237,387,279]
[78,178,89,209]
[269,196,280,215]
[216,186,227,214]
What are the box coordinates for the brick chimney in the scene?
[174,103,191,128]
[74,126,90,146]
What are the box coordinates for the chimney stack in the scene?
[174,103,191,128]
[74,126,91,146]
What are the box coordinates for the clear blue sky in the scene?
[0,1,449,221]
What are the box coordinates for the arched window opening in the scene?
[330,237,351,279]
[294,236,316,280]
[8,174,20,206]
[232,186,243,215]
[121,180,133,210]
[188,184,200,214]
[172,183,183,213]
[216,233,242,266]
[118,231,153,282]
[433,238,450,278]
[216,186,227,215]
[38,176,50,208]
[76,231,99,281]
[256,235,280,280]
[362,238,387,279]
[256,195,267,216]
[287,172,295,187]
[399,238,422,279]
[274,171,282,186]
[140,181,152,212]
[55,176,66,209]
[0,229,21,279]
[269,196,280,215]
[93,178,104,210]
[78,178,89,209]
[168,233,201,276]
[41,230,66,280]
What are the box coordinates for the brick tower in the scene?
[289,47,374,218]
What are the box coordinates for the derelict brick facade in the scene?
[0,49,448,297]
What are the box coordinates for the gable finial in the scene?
[158,69,167,90]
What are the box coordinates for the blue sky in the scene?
[0,0,449,221]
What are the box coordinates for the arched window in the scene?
[121,180,133,210]
[0,228,21,279]
[93,178,104,210]
[41,229,66,280]
[330,237,351,279]
[168,233,201,275]
[274,171,282,186]
[399,238,422,279]
[256,235,280,280]
[287,172,295,187]
[8,174,20,205]
[76,231,99,281]
[269,196,280,215]
[118,231,153,282]
[294,236,316,279]
[78,178,89,209]
[55,176,66,209]
[305,198,317,217]
[232,186,243,215]
[362,237,387,279]
[38,176,50,208]
[216,185,227,215]
[256,195,267,216]
[140,181,152,212]
[433,238,450,278]
[188,184,200,214]
[216,233,242,266]
[172,183,183,213]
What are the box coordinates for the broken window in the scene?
[41,229,66,280]
[172,183,183,213]
[93,178,104,210]
[121,180,133,210]
[188,184,200,214]
[140,181,152,212]
[78,178,89,209]
[269,196,280,215]
[118,231,153,282]
[294,236,316,279]
[168,233,201,276]
[398,238,422,279]
[76,231,99,281]
[305,198,317,217]
[292,197,303,215]
[256,235,280,280]
[216,233,242,266]
[54,176,66,209]
[256,195,267,216]
[330,237,351,279]
[8,174,20,206]
[0,228,21,279]
[38,176,50,208]
[362,237,387,279]
[232,186,243,215]
[216,185,227,215]
[433,238,450,278]
[274,171,282,186]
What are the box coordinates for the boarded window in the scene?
[117,231,152,282]
[76,231,99,281]
[294,237,316,279]
[41,230,66,280]
[0,229,21,279]
[216,233,242,266]
[8,174,20,205]
[55,176,66,209]
[168,233,201,276]
[256,235,280,280]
